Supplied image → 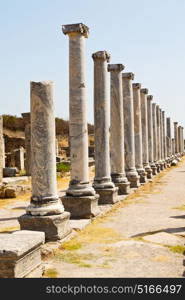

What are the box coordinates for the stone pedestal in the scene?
[122,73,140,188]
[108,64,130,195]
[19,81,71,241]
[140,89,152,179]
[0,231,44,278]
[133,83,147,183]
[61,23,99,216]
[92,51,118,202]
[147,95,157,175]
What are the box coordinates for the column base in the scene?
[18,212,71,242]
[160,162,165,170]
[155,163,161,173]
[144,166,153,179]
[115,181,130,195]
[151,164,157,175]
[95,187,118,204]
[61,194,100,219]
[126,172,140,188]
[137,168,147,183]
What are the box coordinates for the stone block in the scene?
[0,231,44,278]
[127,175,140,188]
[61,195,100,218]
[18,212,71,242]
[115,182,130,195]
[95,187,118,204]
[3,167,17,177]
[5,187,17,198]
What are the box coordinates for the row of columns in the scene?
[14,22,184,242]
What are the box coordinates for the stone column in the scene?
[152,103,160,172]
[0,116,3,183]
[2,136,5,168]
[160,109,165,168]
[172,138,175,155]
[178,126,182,155]
[166,117,172,160]
[22,113,31,176]
[140,88,153,178]
[174,122,179,155]
[108,64,130,194]
[122,73,140,187]
[162,111,167,165]
[156,105,163,170]
[133,83,147,183]
[92,51,118,204]
[19,81,71,241]
[147,95,157,175]
[61,23,99,216]
[14,147,25,172]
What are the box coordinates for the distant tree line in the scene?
[3,115,94,136]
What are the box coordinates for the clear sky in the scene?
[1,0,185,129]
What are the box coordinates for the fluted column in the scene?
[19,81,71,241]
[140,88,152,178]
[133,83,147,183]
[108,64,130,194]
[92,51,118,204]
[122,73,140,188]
[147,95,157,175]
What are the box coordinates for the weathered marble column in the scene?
[140,88,153,178]
[181,127,184,153]
[92,51,118,204]
[19,81,71,241]
[172,138,175,156]
[61,23,99,216]
[152,103,160,172]
[122,73,140,187]
[174,122,179,155]
[133,83,147,183]
[0,116,3,183]
[147,95,157,175]
[2,136,5,168]
[178,126,182,155]
[108,63,130,194]
[22,113,31,176]
[156,105,163,170]
[166,117,172,159]
[160,109,166,168]
[162,111,167,165]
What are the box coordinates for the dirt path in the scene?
[44,160,185,278]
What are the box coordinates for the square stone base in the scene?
[139,175,147,183]
[151,166,158,175]
[127,176,140,188]
[0,231,44,278]
[95,187,118,204]
[115,182,130,195]
[61,195,100,219]
[18,212,71,242]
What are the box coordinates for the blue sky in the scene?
[1,0,185,129]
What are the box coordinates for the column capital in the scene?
[162,110,165,115]
[107,64,124,72]
[140,88,148,94]
[92,51,110,62]
[147,95,153,101]
[132,83,141,89]
[174,122,178,125]
[62,23,89,38]
[122,72,134,80]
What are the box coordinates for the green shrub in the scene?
[57,162,70,174]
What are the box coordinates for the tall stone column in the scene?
[0,116,3,183]
[156,105,163,170]
[152,103,160,172]
[162,111,167,164]
[172,138,175,155]
[174,122,179,155]
[2,137,5,168]
[140,88,153,179]
[122,73,140,187]
[178,126,182,155]
[160,109,165,168]
[147,95,157,175]
[61,23,99,217]
[108,64,130,194]
[19,81,71,241]
[166,117,172,160]
[92,51,118,204]
[22,113,31,176]
[133,83,147,183]
[182,127,184,153]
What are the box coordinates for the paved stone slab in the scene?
[70,219,91,231]
[142,232,185,246]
